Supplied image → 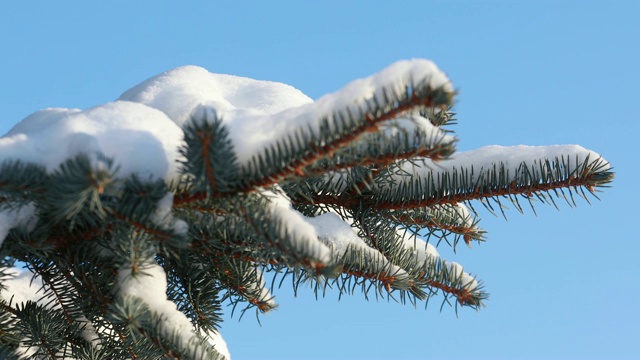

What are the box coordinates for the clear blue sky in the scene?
[1,1,638,359]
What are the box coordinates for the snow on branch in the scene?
[386,203,486,248]
[0,102,185,182]
[237,61,455,190]
[0,58,614,359]
[373,145,613,214]
[119,60,453,168]
[307,212,415,291]
[262,190,333,266]
[0,204,36,248]
[116,262,224,359]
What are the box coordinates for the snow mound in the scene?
[119,65,313,128]
[119,59,452,166]
[2,59,453,181]
[1,101,184,181]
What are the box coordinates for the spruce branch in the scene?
[421,104,457,129]
[160,256,223,333]
[353,210,486,306]
[0,60,615,359]
[185,222,279,313]
[239,81,455,191]
[303,119,457,179]
[0,160,47,208]
[218,261,276,313]
[381,204,486,248]
[321,255,484,307]
[43,153,118,229]
[180,107,241,198]
[415,256,486,308]
[23,257,79,325]
[230,194,332,272]
[289,153,613,218]
[10,301,89,359]
[373,154,613,213]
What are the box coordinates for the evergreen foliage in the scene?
[0,62,613,359]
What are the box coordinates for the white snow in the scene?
[447,145,608,173]
[395,228,440,264]
[0,268,44,306]
[119,65,313,128]
[202,329,231,360]
[116,262,206,358]
[1,102,185,182]
[317,59,452,110]
[119,59,453,166]
[380,113,454,147]
[377,144,608,191]
[306,212,371,256]
[264,189,332,265]
[151,192,189,236]
[395,227,478,290]
[0,59,609,358]
[446,261,478,290]
[306,212,408,277]
[0,203,37,248]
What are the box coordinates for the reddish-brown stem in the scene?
[294,172,604,213]
[238,93,444,192]
[305,142,453,179]
[377,173,602,211]
[173,191,208,206]
[238,207,327,272]
[27,261,75,324]
[137,327,184,359]
[197,130,218,194]
[388,213,480,245]
[218,247,477,306]
[341,269,397,289]
[110,211,173,242]
[425,280,475,306]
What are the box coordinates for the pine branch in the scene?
[10,301,89,359]
[302,120,457,179]
[0,160,47,207]
[160,256,223,333]
[24,258,78,325]
[374,154,613,213]
[180,108,241,198]
[381,204,486,247]
[239,81,455,191]
[219,261,276,313]
[43,153,117,229]
[420,104,457,129]
[0,60,615,359]
[290,153,613,219]
[187,224,280,313]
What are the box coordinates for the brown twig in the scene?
[293,171,606,214]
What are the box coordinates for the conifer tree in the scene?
[0,60,613,359]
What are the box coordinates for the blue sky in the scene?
[1,1,638,359]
